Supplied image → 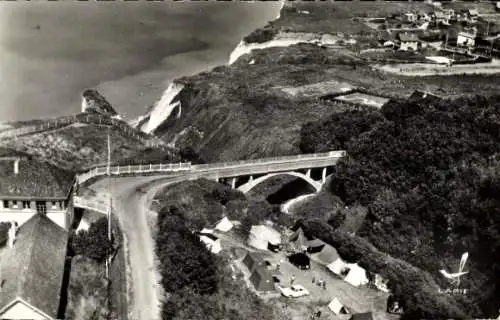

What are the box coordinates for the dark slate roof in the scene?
[398,33,419,42]
[0,214,69,319]
[0,158,74,199]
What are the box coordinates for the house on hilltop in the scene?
[0,213,69,320]
[0,154,75,229]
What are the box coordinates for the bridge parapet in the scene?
[77,162,192,185]
[192,150,346,171]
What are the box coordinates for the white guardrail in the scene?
[74,196,110,215]
[76,150,347,184]
[76,162,193,184]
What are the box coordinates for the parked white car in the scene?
[279,284,310,298]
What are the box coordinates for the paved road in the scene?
[89,174,186,320]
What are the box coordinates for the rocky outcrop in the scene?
[81,89,119,117]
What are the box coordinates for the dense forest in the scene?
[299,92,500,318]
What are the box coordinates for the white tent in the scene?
[215,217,233,232]
[327,258,349,276]
[328,298,349,315]
[248,225,281,251]
[344,263,369,287]
[199,234,222,254]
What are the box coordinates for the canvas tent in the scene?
[328,298,349,315]
[344,263,369,287]
[306,238,326,254]
[316,243,340,265]
[289,227,308,251]
[199,233,222,254]
[215,217,233,232]
[288,252,310,270]
[327,258,349,276]
[243,251,269,272]
[249,267,275,292]
[248,225,282,251]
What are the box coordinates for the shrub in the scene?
[71,217,113,263]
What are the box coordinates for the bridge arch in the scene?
[237,171,322,194]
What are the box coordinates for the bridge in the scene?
[75,150,347,213]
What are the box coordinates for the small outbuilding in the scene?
[398,33,419,51]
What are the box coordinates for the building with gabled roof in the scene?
[0,151,75,229]
[0,213,69,320]
[398,33,419,51]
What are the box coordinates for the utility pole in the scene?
[105,126,112,279]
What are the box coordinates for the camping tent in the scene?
[327,258,349,276]
[328,298,349,315]
[289,227,307,251]
[344,263,369,287]
[316,244,340,265]
[215,217,233,232]
[349,312,373,320]
[243,252,268,272]
[288,252,310,270]
[306,238,326,254]
[249,267,275,292]
[248,225,282,251]
[199,233,222,254]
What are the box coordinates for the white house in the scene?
[0,153,75,230]
[398,33,419,51]
[457,29,477,47]
[0,214,68,320]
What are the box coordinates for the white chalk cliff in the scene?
[228,32,341,65]
[142,82,184,134]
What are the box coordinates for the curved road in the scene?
[88,174,187,320]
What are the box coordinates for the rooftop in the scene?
[0,154,75,200]
[398,33,419,42]
[0,213,69,319]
